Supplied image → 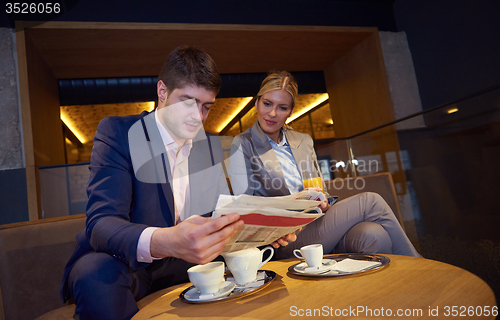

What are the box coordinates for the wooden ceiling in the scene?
[25,22,374,153]
[24,22,374,79]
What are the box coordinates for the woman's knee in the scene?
[363,192,385,205]
[340,222,392,254]
[362,192,396,216]
[359,222,392,253]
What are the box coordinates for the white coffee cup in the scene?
[222,246,274,285]
[187,261,225,295]
[293,244,323,268]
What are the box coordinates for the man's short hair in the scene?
[158,45,221,94]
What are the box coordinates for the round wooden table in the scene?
[133,255,497,319]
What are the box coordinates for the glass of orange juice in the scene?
[303,176,323,190]
[302,161,325,192]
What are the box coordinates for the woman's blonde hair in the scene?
[256,71,298,110]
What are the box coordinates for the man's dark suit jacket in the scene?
[60,111,229,302]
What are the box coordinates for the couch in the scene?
[0,215,85,320]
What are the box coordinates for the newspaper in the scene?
[212,189,332,253]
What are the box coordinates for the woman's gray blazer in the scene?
[228,121,320,197]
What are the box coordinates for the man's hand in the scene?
[150,213,243,265]
[270,228,302,249]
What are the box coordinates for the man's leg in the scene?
[68,252,139,320]
[141,257,196,295]
[69,252,198,320]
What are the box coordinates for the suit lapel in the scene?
[187,129,212,218]
[250,122,290,195]
[285,129,310,179]
[141,112,175,226]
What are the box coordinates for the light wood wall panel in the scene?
[323,32,418,245]
[324,32,395,137]
[16,22,65,220]
[16,24,39,221]
[24,33,65,166]
[324,32,401,176]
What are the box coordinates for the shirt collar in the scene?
[154,109,192,151]
[265,129,288,147]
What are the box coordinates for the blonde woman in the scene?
[228,71,419,259]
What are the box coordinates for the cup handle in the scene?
[258,246,274,269]
[293,249,303,259]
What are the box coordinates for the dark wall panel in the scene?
[394,0,500,109]
[0,168,29,225]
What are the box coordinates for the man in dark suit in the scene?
[61,46,244,320]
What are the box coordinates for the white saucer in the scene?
[293,259,337,274]
[183,281,236,302]
[227,270,268,289]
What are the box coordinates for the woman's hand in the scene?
[304,187,330,212]
[318,199,330,212]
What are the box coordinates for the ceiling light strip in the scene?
[286,93,329,124]
[216,97,254,133]
[219,97,256,135]
[60,111,87,144]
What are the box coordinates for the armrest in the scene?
[324,172,404,229]
[0,214,86,320]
